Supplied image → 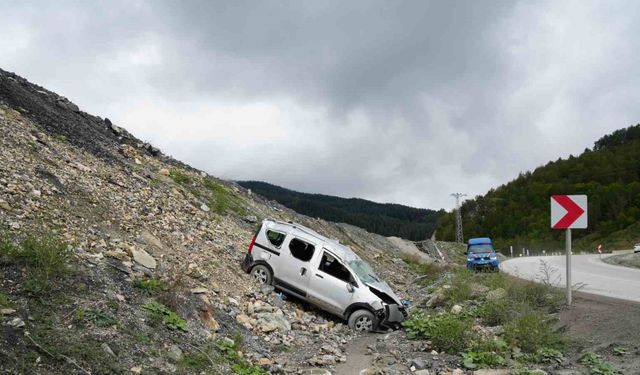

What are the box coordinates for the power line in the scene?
[451,193,466,243]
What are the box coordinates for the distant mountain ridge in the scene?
[437,124,640,251]
[237,181,444,241]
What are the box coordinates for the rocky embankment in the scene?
[0,68,475,374]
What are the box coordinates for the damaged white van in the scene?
[241,219,408,331]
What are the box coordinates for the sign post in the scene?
[566,228,571,304]
[551,195,587,306]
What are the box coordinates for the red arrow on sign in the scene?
[552,195,585,229]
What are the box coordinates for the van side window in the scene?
[266,230,286,247]
[319,252,352,283]
[289,238,315,262]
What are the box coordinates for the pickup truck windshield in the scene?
[468,244,494,253]
[348,260,381,283]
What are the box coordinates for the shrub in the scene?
[506,279,563,313]
[0,235,15,256]
[403,312,473,352]
[0,293,11,308]
[215,339,269,375]
[503,311,565,353]
[528,347,564,364]
[478,298,511,326]
[478,297,530,327]
[2,234,71,294]
[462,350,506,369]
[143,301,187,331]
[580,352,621,375]
[134,278,168,295]
[85,309,117,327]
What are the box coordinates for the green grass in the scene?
[0,233,71,294]
[203,178,246,215]
[169,169,191,185]
[503,311,565,353]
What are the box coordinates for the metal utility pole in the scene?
[451,193,466,243]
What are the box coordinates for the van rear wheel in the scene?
[348,309,378,332]
[250,265,273,285]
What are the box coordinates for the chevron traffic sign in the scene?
[551,195,587,229]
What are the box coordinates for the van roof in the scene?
[264,219,360,262]
[468,237,492,246]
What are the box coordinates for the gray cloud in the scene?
[1,0,640,209]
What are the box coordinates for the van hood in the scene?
[365,281,403,305]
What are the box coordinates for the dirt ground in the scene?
[559,292,640,373]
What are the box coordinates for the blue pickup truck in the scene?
[466,237,500,272]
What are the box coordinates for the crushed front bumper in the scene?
[376,304,409,329]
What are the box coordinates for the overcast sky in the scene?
[2,1,639,209]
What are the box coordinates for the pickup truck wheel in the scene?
[348,309,378,332]
[250,265,273,285]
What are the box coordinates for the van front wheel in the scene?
[348,309,378,332]
[250,265,273,285]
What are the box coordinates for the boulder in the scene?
[167,345,183,363]
[256,312,291,332]
[425,292,446,308]
[409,358,427,370]
[130,248,157,269]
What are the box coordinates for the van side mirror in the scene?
[346,283,355,293]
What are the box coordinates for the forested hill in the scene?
[237,181,444,241]
[438,124,640,251]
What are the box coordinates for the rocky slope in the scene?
[0,68,470,375]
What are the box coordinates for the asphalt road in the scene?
[501,254,640,303]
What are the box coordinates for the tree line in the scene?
[237,181,444,241]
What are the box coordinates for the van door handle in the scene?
[315,274,324,278]
[300,267,307,276]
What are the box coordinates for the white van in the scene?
[241,219,407,331]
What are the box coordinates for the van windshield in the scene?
[468,244,494,253]
[348,260,381,284]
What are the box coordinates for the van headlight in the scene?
[467,257,474,262]
[490,256,497,260]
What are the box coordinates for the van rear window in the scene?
[266,230,286,247]
[289,238,315,262]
